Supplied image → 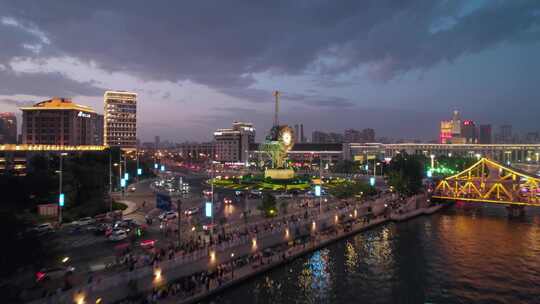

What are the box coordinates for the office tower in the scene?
[214,121,255,162]
[362,128,375,142]
[0,112,17,144]
[344,129,362,143]
[312,131,328,143]
[499,125,512,143]
[104,91,137,148]
[294,124,299,143]
[155,136,160,150]
[20,97,102,145]
[461,120,477,143]
[479,124,492,144]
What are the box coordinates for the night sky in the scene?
[1,1,539,142]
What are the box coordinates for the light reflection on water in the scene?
[203,205,540,304]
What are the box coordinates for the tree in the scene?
[258,193,278,217]
[328,181,375,199]
[280,200,288,215]
[332,160,360,174]
[386,153,424,196]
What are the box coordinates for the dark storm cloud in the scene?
[0,68,104,97]
[1,0,539,95]
[0,98,33,107]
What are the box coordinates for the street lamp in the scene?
[58,152,68,224]
[430,154,435,169]
[475,153,481,160]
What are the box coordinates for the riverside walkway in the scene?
[30,193,443,304]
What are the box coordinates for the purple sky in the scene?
[0,0,539,142]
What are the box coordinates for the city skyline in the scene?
[1,1,540,142]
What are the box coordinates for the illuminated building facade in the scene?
[104,91,137,149]
[440,120,453,143]
[20,97,103,146]
[461,120,477,143]
[214,121,255,163]
[0,112,17,144]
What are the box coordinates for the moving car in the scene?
[108,230,128,241]
[32,223,55,234]
[184,207,199,216]
[35,266,75,282]
[75,217,95,226]
[140,239,156,248]
[223,198,233,204]
[158,211,178,220]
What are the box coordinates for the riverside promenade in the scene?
[29,194,444,304]
[155,196,444,304]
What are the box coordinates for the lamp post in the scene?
[319,155,323,214]
[58,152,68,224]
[177,199,182,247]
[136,148,140,183]
[430,154,435,170]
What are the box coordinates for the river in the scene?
[201,204,540,304]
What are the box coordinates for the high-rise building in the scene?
[451,110,461,137]
[155,136,160,150]
[440,120,453,143]
[479,124,492,144]
[20,97,103,145]
[214,121,255,163]
[312,131,328,143]
[0,112,17,144]
[499,125,512,143]
[300,124,305,143]
[104,91,137,149]
[344,129,362,143]
[328,132,344,143]
[461,120,477,143]
[440,110,464,144]
[294,125,299,143]
[525,132,540,143]
[362,128,375,142]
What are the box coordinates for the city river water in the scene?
[201,204,540,304]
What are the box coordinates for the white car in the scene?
[108,230,128,241]
[184,207,199,216]
[32,223,55,234]
[75,217,95,226]
[158,211,178,220]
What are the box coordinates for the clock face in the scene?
[282,131,292,146]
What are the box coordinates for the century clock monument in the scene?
[262,91,296,179]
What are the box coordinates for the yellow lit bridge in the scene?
[432,158,540,206]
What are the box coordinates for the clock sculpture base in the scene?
[264,168,295,180]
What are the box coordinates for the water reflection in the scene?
[344,241,358,274]
[205,205,540,304]
[297,249,332,302]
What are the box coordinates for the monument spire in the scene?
[273,90,280,127]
